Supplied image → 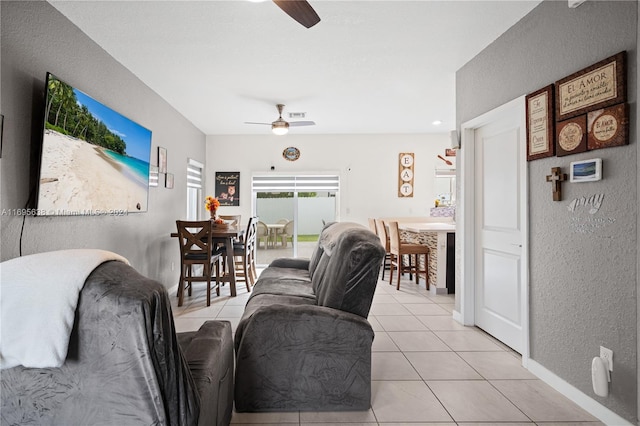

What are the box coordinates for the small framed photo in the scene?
[165,172,174,189]
[158,146,167,174]
[570,158,602,183]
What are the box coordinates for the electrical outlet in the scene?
[600,346,613,372]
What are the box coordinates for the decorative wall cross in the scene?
[546,167,567,201]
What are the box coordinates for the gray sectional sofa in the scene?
[234,221,385,412]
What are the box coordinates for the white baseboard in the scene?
[169,283,178,294]
[452,310,463,324]
[429,286,449,295]
[527,359,633,426]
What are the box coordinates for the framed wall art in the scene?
[556,115,587,157]
[398,153,414,197]
[215,171,240,206]
[555,51,626,121]
[526,85,555,161]
[587,103,629,150]
[165,172,174,189]
[158,146,167,174]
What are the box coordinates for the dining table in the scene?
[171,225,245,297]
[265,223,285,248]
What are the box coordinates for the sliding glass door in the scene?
[254,191,295,264]
[252,175,339,265]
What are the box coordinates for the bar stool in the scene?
[387,221,430,291]
[374,219,391,280]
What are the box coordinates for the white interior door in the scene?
[473,104,526,353]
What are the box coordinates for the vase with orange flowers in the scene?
[205,196,220,220]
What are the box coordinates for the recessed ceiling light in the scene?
[432,120,443,126]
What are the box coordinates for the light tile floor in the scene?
[171,270,604,426]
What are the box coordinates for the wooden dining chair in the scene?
[368,218,377,235]
[176,220,223,306]
[374,219,391,280]
[246,217,259,285]
[221,216,257,290]
[218,215,241,227]
[387,221,430,291]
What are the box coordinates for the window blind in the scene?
[187,159,203,189]
[252,175,339,192]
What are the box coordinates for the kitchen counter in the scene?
[398,222,456,295]
[400,222,456,233]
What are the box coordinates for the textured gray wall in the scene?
[457,0,637,421]
[1,1,206,288]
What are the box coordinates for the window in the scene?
[251,174,340,263]
[186,159,204,220]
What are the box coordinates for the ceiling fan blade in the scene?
[244,122,272,126]
[288,121,316,127]
[272,0,320,28]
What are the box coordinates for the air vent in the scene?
[288,112,306,119]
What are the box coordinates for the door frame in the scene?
[457,95,530,364]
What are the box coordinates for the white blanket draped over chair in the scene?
[0,249,129,369]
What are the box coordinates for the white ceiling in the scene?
[49,0,542,136]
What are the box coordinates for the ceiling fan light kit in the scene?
[246,103,315,135]
[272,120,289,135]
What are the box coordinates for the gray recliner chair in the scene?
[1,260,233,426]
[234,222,385,412]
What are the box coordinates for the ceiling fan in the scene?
[245,104,316,135]
[272,0,321,28]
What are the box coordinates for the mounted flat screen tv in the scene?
[36,73,152,216]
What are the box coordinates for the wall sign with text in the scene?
[215,172,240,206]
[398,153,415,197]
[556,51,629,155]
[556,115,587,157]
[527,51,628,161]
[587,103,629,150]
[526,85,555,161]
[555,51,626,121]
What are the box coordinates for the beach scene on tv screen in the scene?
[37,75,151,215]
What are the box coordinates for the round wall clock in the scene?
[283,146,300,161]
